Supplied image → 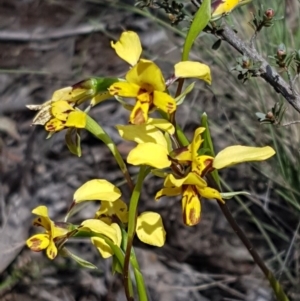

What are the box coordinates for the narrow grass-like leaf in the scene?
[182,0,211,61]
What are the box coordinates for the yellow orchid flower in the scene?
[109,59,176,124]
[80,219,122,258]
[73,178,166,254]
[95,200,166,248]
[156,173,223,226]
[95,199,129,224]
[117,118,174,168]
[109,31,211,124]
[27,79,105,126]
[119,125,275,226]
[43,100,87,133]
[84,200,166,257]
[26,206,69,259]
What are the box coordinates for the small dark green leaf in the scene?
[212,39,222,50]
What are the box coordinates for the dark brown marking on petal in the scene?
[33,217,43,227]
[188,208,200,225]
[166,102,175,113]
[201,159,214,177]
[132,108,146,125]
[49,249,55,259]
[29,237,43,251]
[109,86,121,96]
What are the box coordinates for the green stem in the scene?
[122,228,148,301]
[124,166,149,301]
[85,115,134,191]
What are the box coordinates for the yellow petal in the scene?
[197,186,224,202]
[45,118,65,132]
[212,0,239,19]
[32,205,49,217]
[153,91,176,114]
[52,225,69,239]
[46,240,58,259]
[65,111,86,128]
[129,100,150,125]
[31,206,52,230]
[51,100,74,121]
[91,236,113,258]
[155,187,182,200]
[81,219,118,244]
[172,145,192,162]
[192,155,214,176]
[116,124,168,147]
[111,223,122,247]
[90,91,112,107]
[191,127,206,155]
[127,143,171,168]
[167,172,207,188]
[32,216,51,230]
[147,118,175,135]
[181,186,201,226]
[108,82,140,97]
[26,234,50,251]
[51,87,73,102]
[136,212,166,247]
[174,61,212,84]
[95,199,129,224]
[74,179,121,203]
[213,145,276,170]
[111,31,142,66]
[126,60,166,92]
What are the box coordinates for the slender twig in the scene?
[216,25,300,114]
[206,174,290,301]
[281,120,300,126]
[0,24,105,41]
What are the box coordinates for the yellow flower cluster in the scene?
[26,30,275,265]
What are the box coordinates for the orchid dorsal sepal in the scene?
[174,61,211,84]
[73,179,121,204]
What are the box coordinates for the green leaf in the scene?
[112,256,123,274]
[212,39,222,50]
[175,82,195,105]
[90,77,120,107]
[220,191,251,199]
[61,247,97,269]
[201,113,220,187]
[201,113,215,157]
[93,77,119,93]
[65,128,82,157]
[182,0,211,61]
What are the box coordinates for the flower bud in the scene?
[264,8,275,20]
[241,56,251,69]
[277,44,286,60]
